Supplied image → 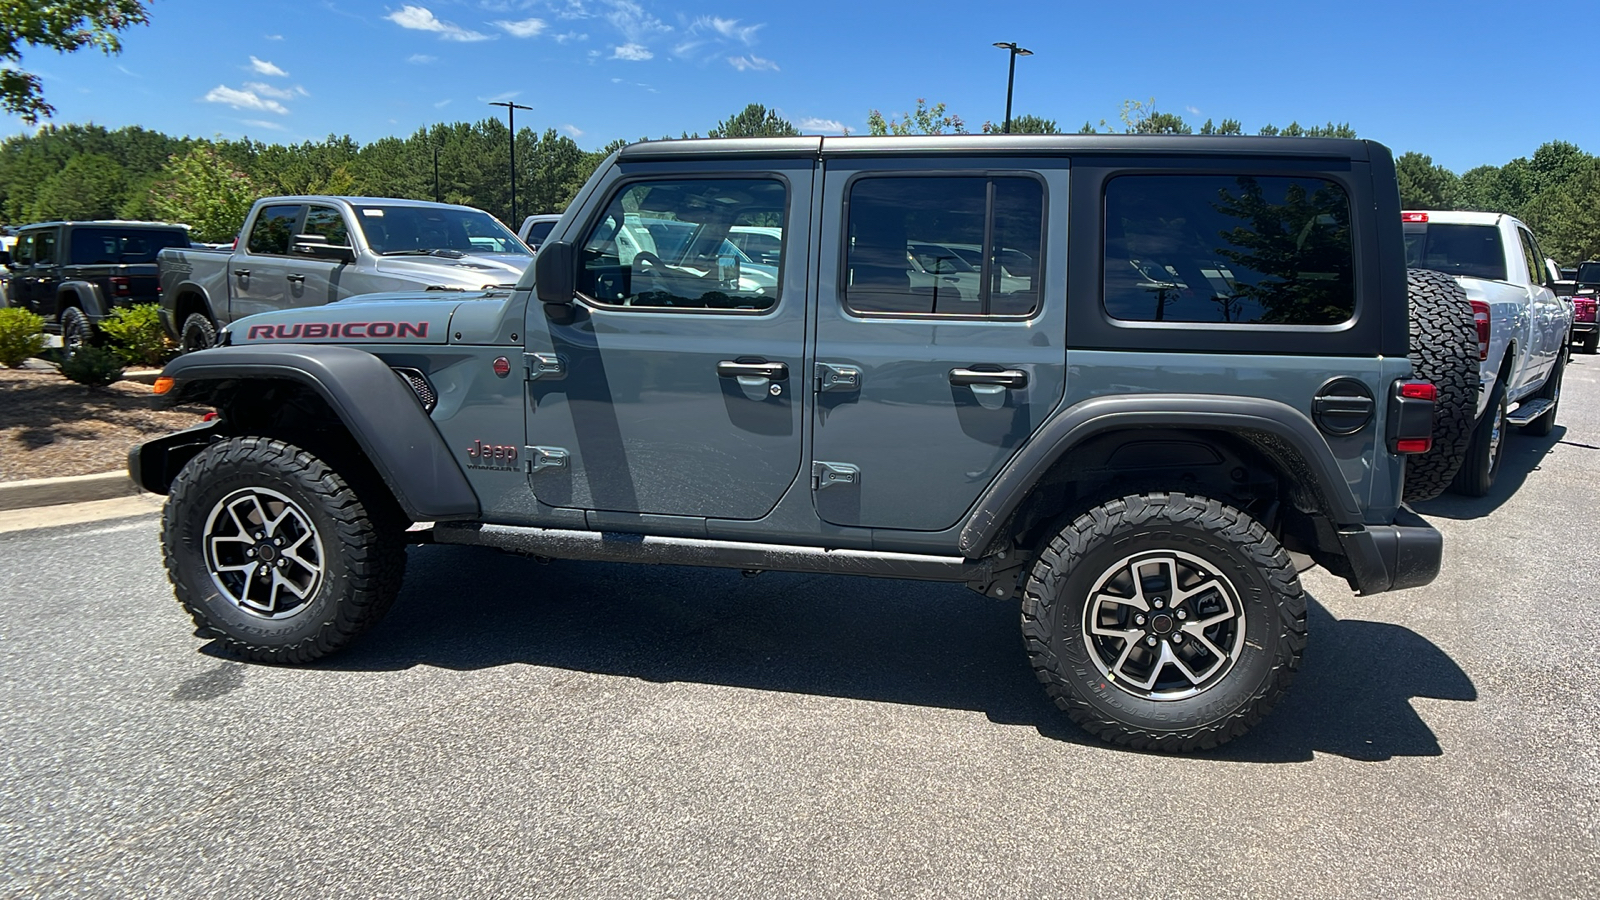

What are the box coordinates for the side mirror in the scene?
[535,241,576,305]
[0,250,11,268]
[291,233,355,263]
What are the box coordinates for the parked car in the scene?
[517,214,562,251]
[134,135,1458,752]
[1403,210,1570,494]
[0,220,191,350]
[158,197,532,351]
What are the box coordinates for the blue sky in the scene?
[4,0,1596,173]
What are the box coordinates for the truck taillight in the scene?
[1401,212,1429,223]
[1470,299,1489,360]
[110,276,131,296]
[1575,297,1596,323]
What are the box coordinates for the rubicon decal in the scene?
[244,322,429,340]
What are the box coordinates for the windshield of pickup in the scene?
[1577,262,1600,285]
[1403,222,1507,281]
[355,206,529,256]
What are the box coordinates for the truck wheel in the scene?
[1403,268,1480,503]
[1450,378,1507,497]
[59,306,93,358]
[180,312,217,353]
[161,436,407,664]
[1020,492,1305,752]
[1520,352,1564,437]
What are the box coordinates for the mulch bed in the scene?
[0,363,211,482]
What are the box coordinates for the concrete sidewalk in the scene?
[0,494,163,535]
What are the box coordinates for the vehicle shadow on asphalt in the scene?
[1412,424,1566,520]
[264,544,1475,763]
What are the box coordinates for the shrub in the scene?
[0,307,49,368]
[98,303,176,368]
[57,345,125,387]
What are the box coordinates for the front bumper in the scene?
[1336,507,1442,595]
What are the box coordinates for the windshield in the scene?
[1403,223,1507,281]
[356,206,529,256]
[1578,262,1600,285]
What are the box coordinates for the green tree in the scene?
[1395,152,1458,209]
[0,1,150,123]
[867,99,967,136]
[708,104,799,138]
[1212,176,1354,325]
[982,114,1060,134]
[146,144,260,242]
[1199,118,1243,135]
[27,152,124,219]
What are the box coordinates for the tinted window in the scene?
[1578,262,1600,285]
[1402,222,1506,281]
[845,176,1043,317]
[1105,175,1354,325]
[302,207,350,246]
[69,228,188,264]
[525,220,555,246]
[247,205,303,255]
[356,205,527,256]
[577,178,786,312]
[34,231,57,266]
[13,234,32,266]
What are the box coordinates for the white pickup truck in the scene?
[1403,210,1570,495]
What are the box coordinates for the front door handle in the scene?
[949,367,1028,388]
[286,274,306,284]
[717,360,788,380]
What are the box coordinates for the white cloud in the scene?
[264,34,283,40]
[204,85,289,115]
[612,42,652,60]
[727,54,777,71]
[244,81,308,100]
[562,123,584,137]
[798,117,846,134]
[1185,105,1201,115]
[385,5,492,42]
[554,31,588,43]
[408,54,437,64]
[697,16,761,44]
[434,99,452,108]
[478,90,523,103]
[494,18,547,38]
[606,1,670,42]
[241,118,286,131]
[248,56,288,77]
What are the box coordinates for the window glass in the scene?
[1403,222,1506,281]
[525,220,556,246]
[302,207,351,247]
[845,176,1043,317]
[356,205,527,256]
[69,228,188,264]
[1105,175,1355,325]
[34,232,57,266]
[13,234,33,266]
[247,205,303,255]
[1578,262,1600,285]
[1516,229,1543,287]
[577,178,786,311]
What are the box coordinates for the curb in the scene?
[122,369,162,385]
[0,471,140,512]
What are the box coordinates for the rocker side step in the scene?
[1506,397,1554,426]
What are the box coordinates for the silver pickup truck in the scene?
[158,196,531,350]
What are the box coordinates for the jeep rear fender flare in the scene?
[158,344,480,521]
[958,393,1363,557]
[58,281,110,319]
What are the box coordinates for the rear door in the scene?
[230,203,304,321]
[809,158,1067,531]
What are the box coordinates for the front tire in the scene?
[1020,493,1305,752]
[162,436,406,664]
[1451,378,1508,497]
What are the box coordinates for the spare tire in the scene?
[1403,268,1480,503]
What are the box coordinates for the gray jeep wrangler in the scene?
[131,135,1461,751]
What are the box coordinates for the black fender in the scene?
[58,281,110,319]
[958,393,1364,557]
[148,344,480,521]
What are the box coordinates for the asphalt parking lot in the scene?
[4,361,1600,899]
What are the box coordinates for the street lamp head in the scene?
[993,41,1013,49]
[1015,48,1033,57]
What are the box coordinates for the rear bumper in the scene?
[1572,322,1596,336]
[1336,507,1442,595]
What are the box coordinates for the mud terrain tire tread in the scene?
[1404,268,1480,502]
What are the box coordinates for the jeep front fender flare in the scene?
[958,393,1363,557]
[154,344,480,521]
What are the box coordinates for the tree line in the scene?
[1,101,1595,262]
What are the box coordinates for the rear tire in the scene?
[180,312,217,353]
[162,436,407,664]
[1451,378,1507,497]
[1020,492,1305,752]
[1403,268,1480,503]
[1582,331,1598,355]
[58,306,93,358]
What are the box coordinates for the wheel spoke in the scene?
[203,487,324,620]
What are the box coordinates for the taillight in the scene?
[1470,300,1490,360]
[1575,297,1596,324]
[1390,379,1436,454]
[1400,382,1437,401]
[1401,211,1429,223]
[110,276,131,297]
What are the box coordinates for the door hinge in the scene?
[525,352,565,381]
[815,362,862,393]
[811,461,860,490]
[525,445,569,474]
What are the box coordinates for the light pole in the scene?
[488,100,532,223]
[992,42,1033,134]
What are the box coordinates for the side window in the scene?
[34,231,57,266]
[13,234,33,266]
[845,176,1043,317]
[577,178,786,311]
[302,206,351,247]
[246,205,303,255]
[1516,229,1544,287]
[1104,174,1355,325]
[525,220,556,247]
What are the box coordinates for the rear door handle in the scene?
[234,269,251,278]
[286,274,306,283]
[717,360,788,380]
[949,367,1028,388]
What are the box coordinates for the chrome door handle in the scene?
[717,360,788,380]
[286,274,306,283]
[949,367,1028,388]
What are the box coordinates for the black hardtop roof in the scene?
[16,220,189,231]
[616,134,1384,162]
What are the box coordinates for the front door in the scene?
[526,166,813,520]
[809,160,1068,531]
